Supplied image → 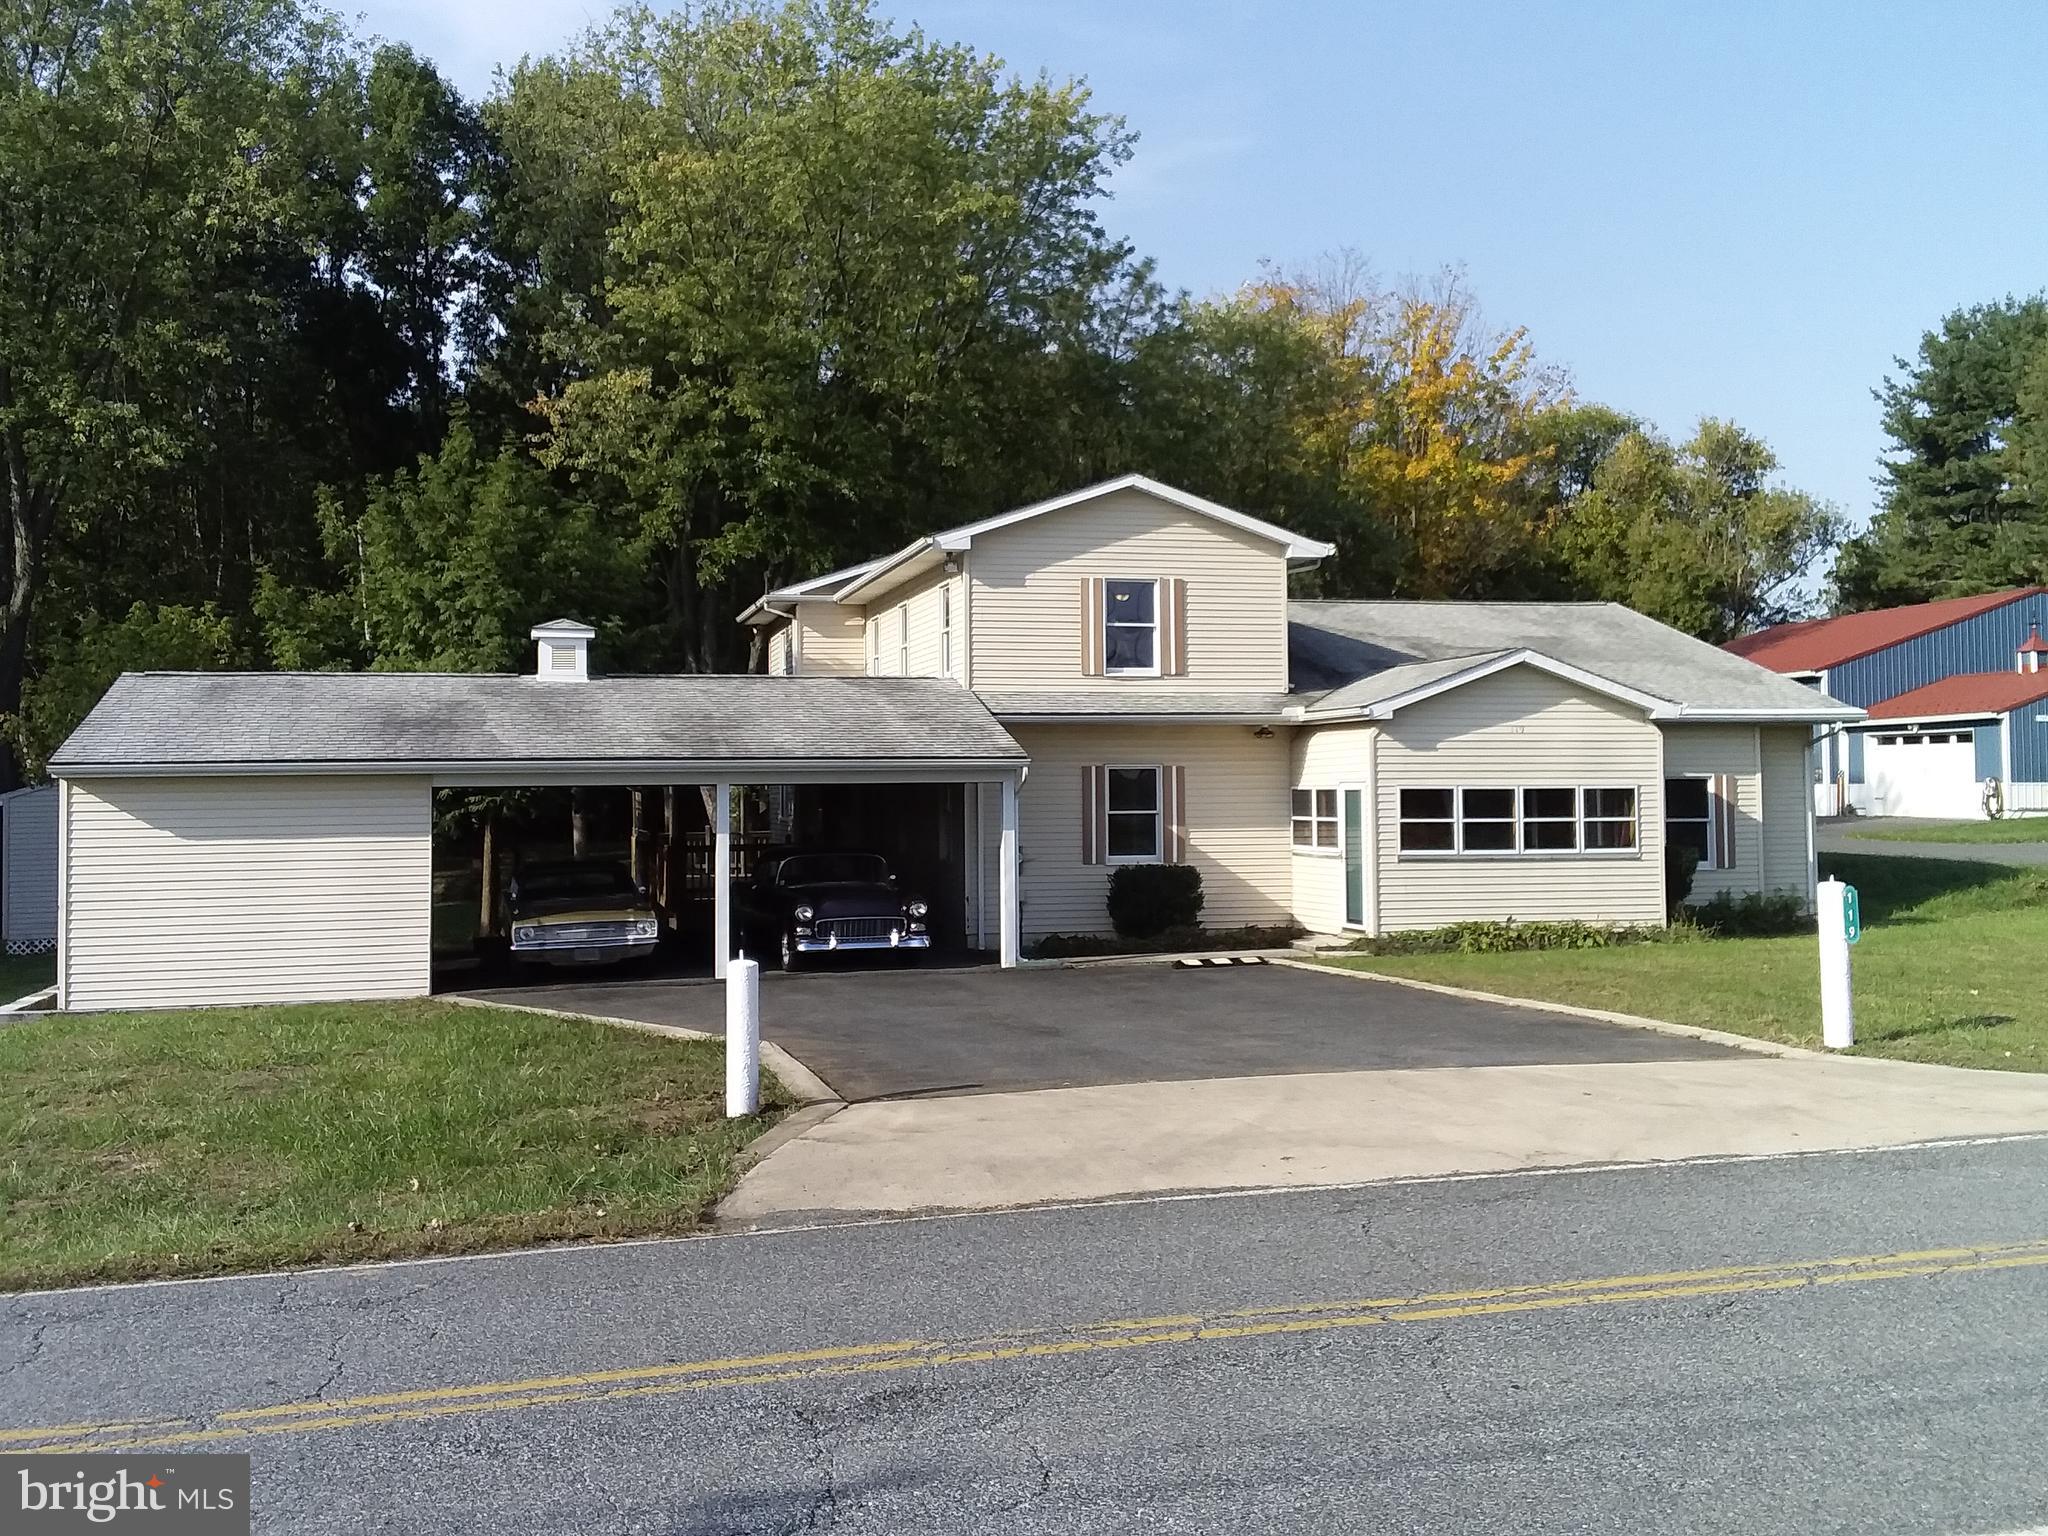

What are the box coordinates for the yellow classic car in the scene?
[506,860,660,967]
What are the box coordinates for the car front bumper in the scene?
[793,931,931,954]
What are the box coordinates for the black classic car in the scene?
[740,850,930,970]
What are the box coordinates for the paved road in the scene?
[463,961,1736,1100]
[1821,818,2048,865]
[9,1137,2048,1533]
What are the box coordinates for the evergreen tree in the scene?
[1834,297,2048,608]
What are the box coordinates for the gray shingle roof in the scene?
[51,673,1026,774]
[1290,602,1862,720]
[976,690,1300,720]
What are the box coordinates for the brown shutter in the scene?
[1162,577,1188,676]
[1711,774,1737,869]
[1080,765,1107,864]
[1162,764,1187,863]
[1081,576,1106,676]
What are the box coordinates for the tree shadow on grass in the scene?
[1819,852,2041,925]
[1864,1013,2017,1044]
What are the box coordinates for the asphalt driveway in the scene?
[1819,817,2048,865]
[462,960,1739,1102]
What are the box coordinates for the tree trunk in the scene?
[478,811,498,938]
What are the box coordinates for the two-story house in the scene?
[741,475,1856,947]
[46,475,1855,1012]
[1727,588,2048,819]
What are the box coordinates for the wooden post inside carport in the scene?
[999,771,1020,969]
[712,779,732,979]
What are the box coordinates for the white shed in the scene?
[2,783,57,954]
[49,628,1027,1013]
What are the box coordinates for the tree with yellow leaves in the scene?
[1208,265,1568,596]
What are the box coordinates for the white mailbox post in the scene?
[1817,877,1858,1050]
[726,954,761,1117]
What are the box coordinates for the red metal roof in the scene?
[1723,588,2045,672]
[1866,671,2048,720]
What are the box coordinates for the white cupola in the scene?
[2020,621,2048,675]
[531,619,596,681]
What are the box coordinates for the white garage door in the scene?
[62,774,432,1012]
[1864,731,1981,820]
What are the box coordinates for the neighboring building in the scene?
[50,476,1853,1010]
[1,783,57,955]
[1726,588,2048,818]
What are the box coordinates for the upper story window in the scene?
[896,604,910,675]
[939,584,953,678]
[866,618,880,676]
[1104,579,1159,675]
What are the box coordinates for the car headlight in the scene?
[630,918,659,939]
[793,904,814,922]
[513,924,540,944]
[907,901,928,918]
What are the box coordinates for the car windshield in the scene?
[518,864,639,902]
[777,854,890,887]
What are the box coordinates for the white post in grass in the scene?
[1817,877,1855,1050]
[726,954,761,1117]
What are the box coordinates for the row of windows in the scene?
[851,577,1162,677]
[1291,778,1728,865]
[864,586,955,677]
[1399,786,1638,855]
[1870,730,1973,747]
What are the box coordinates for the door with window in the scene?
[1342,787,1366,928]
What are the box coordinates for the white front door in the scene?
[1863,730,1981,819]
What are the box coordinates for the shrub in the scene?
[1665,844,1700,914]
[1105,863,1204,939]
[1690,890,1811,937]
[1347,918,1690,955]
[1027,923,1304,960]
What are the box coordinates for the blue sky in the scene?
[354,0,2048,535]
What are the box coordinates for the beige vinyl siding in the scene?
[967,487,1289,692]
[1661,724,1763,902]
[1758,725,1815,904]
[1290,724,1372,935]
[3,784,57,953]
[793,603,866,675]
[1375,667,1665,931]
[976,724,1292,940]
[881,565,961,681]
[61,775,432,1011]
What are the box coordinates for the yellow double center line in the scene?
[13,1236,2048,1454]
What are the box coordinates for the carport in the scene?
[47,624,1028,1012]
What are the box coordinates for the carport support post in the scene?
[999,773,1020,968]
[713,780,732,980]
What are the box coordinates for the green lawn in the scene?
[0,951,55,1001]
[1326,854,2048,1071]
[1846,818,2048,844]
[0,999,789,1290]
